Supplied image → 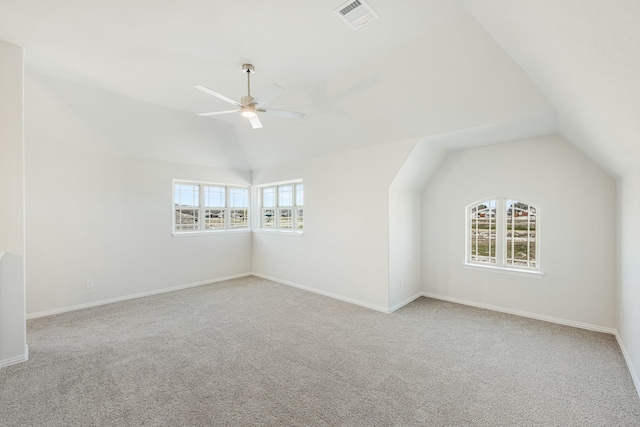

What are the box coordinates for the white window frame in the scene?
[464,197,542,278]
[172,180,250,236]
[254,180,304,234]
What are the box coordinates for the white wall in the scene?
[252,139,415,312]
[0,41,24,257]
[0,40,27,366]
[388,139,448,310]
[422,136,616,330]
[25,70,252,316]
[388,190,422,310]
[617,171,640,392]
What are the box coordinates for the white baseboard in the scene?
[616,332,640,400]
[0,344,28,369]
[27,273,252,319]
[389,292,423,313]
[422,292,616,335]
[251,272,390,313]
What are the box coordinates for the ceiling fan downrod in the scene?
[242,63,255,100]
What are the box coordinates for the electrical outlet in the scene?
[86,279,94,289]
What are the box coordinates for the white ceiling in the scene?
[2,0,634,174]
[466,0,640,178]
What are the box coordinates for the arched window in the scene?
[469,200,497,265]
[466,198,539,271]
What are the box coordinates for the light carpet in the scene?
[1,276,639,426]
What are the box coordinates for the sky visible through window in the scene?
[175,184,199,207]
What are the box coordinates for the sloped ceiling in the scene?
[466,0,640,178]
[0,0,568,170]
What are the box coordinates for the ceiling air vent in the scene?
[334,0,378,30]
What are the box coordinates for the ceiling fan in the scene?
[193,64,305,129]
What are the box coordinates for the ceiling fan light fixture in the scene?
[241,106,257,118]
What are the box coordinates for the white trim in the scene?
[252,229,304,237]
[462,263,544,279]
[251,272,389,313]
[172,229,251,238]
[616,332,640,400]
[253,178,303,188]
[389,292,423,313]
[26,273,252,319]
[422,292,616,335]
[0,344,28,369]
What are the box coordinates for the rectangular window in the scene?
[505,200,537,269]
[258,181,304,232]
[229,188,249,229]
[174,184,200,231]
[173,181,249,234]
[203,186,226,230]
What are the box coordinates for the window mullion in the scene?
[225,187,230,229]
[199,184,204,231]
[474,212,478,262]
[511,208,515,267]
[496,198,504,267]
[275,186,280,229]
[527,208,531,267]
[292,187,296,230]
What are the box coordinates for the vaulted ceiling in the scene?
[0,0,637,175]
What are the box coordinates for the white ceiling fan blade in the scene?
[260,108,306,120]
[197,109,240,117]
[254,84,284,108]
[248,115,263,129]
[193,85,242,107]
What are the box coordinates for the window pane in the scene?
[262,208,275,228]
[295,207,304,230]
[175,208,199,231]
[229,188,249,208]
[279,208,293,229]
[278,185,293,207]
[295,184,304,206]
[230,209,248,229]
[528,213,537,267]
[263,187,276,208]
[506,200,536,268]
[175,184,199,207]
[204,209,225,229]
[204,186,225,208]
[469,200,496,264]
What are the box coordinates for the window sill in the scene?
[172,229,251,238]
[463,263,544,279]
[252,229,304,237]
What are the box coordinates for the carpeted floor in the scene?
[1,276,639,426]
